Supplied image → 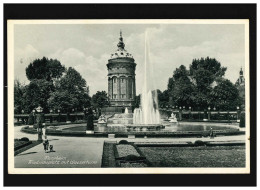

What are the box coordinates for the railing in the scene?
[14,113,88,125]
[14,110,244,125]
[159,109,244,122]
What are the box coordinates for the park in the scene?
[13,29,246,168]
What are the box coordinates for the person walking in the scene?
[43,139,49,153]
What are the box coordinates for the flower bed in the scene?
[116,144,140,157]
[139,145,245,167]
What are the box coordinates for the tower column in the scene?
[126,76,128,99]
[117,75,121,100]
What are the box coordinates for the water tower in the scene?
[107,31,136,110]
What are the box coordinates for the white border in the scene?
[7,19,250,174]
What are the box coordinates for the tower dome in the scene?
[110,30,134,59]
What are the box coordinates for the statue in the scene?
[169,112,177,123]
[98,114,107,124]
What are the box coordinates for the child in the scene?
[49,145,54,152]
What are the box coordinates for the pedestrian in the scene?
[43,139,49,153]
[209,127,214,138]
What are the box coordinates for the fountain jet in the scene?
[133,31,161,125]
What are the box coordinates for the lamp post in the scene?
[83,107,86,121]
[203,107,208,121]
[35,106,44,142]
[189,106,192,120]
[208,106,211,121]
[179,106,182,121]
[58,109,61,123]
[237,106,241,123]
[50,109,53,123]
[21,110,25,124]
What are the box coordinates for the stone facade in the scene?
[107,31,136,108]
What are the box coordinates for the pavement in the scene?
[15,126,103,168]
[14,125,246,168]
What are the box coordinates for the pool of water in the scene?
[105,114,239,132]
[162,122,239,132]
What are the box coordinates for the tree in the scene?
[26,57,65,81]
[157,90,169,107]
[210,79,241,110]
[167,65,195,108]
[48,67,90,112]
[91,91,109,109]
[21,57,65,113]
[14,79,26,114]
[24,79,54,113]
[189,57,227,109]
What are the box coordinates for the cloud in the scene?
[14,44,41,83]
[13,24,246,96]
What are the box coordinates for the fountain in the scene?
[130,31,164,131]
[124,107,129,114]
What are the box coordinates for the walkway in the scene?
[14,125,246,168]
[15,126,103,168]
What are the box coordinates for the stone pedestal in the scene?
[86,130,94,134]
[108,134,115,138]
[95,123,107,132]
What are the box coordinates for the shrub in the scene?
[20,137,30,142]
[240,112,245,127]
[124,154,143,161]
[194,140,205,146]
[28,113,35,125]
[119,140,129,144]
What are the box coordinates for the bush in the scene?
[20,137,30,142]
[124,155,143,161]
[194,140,205,146]
[240,112,245,127]
[28,113,35,125]
[119,140,129,144]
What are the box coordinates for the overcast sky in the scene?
[14,24,245,95]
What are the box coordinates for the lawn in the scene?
[62,126,86,131]
[139,146,245,167]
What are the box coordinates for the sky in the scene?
[13,23,245,96]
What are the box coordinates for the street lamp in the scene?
[21,110,25,124]
[58,109,61,122]
[213,107,216,111]
[237,106,241,122]
[36,106,43,113]
[183,106,185,109]
[35,106,44,142]
[207,106,211,121]
[189,106,192,120]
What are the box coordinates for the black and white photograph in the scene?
[7,19,251,175]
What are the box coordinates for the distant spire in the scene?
[240,67,243,76]
[117,30,125,50]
